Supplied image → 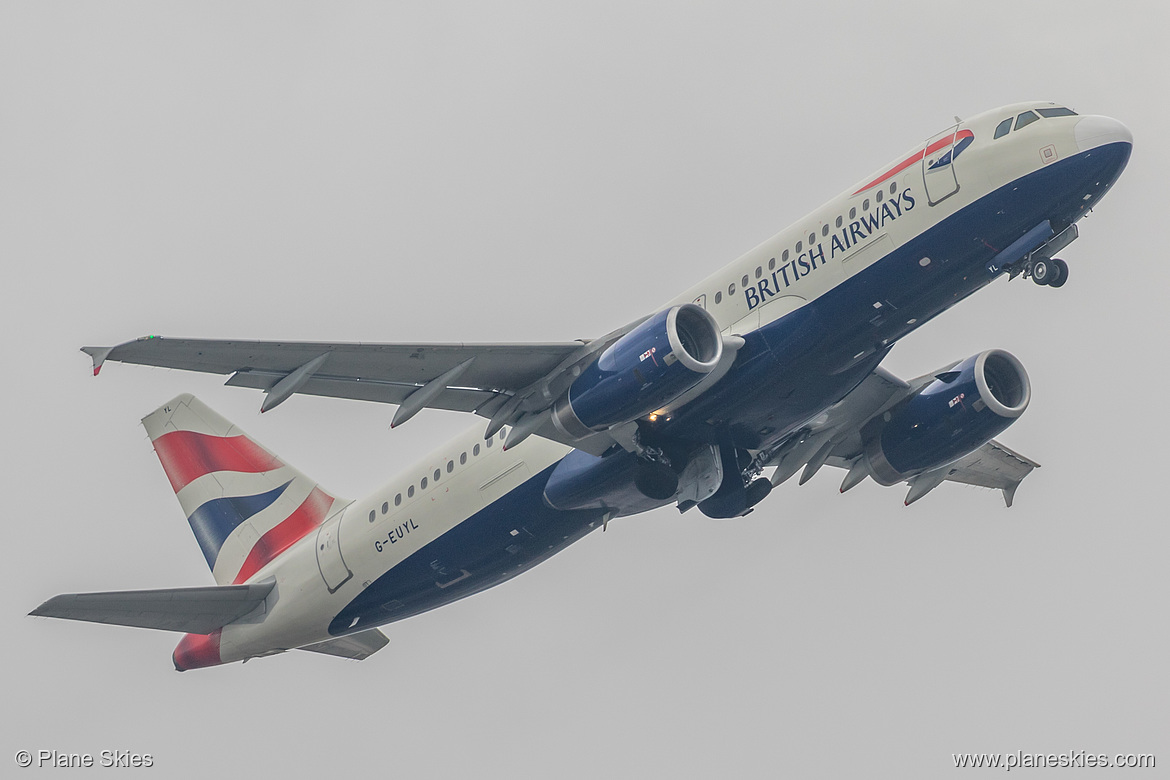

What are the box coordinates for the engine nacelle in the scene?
[552,304,722,436]
[543,447,675,518]
[866,349,1030,485]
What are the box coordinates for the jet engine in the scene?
[551,304,722,436]
[865,349,1030,485]
[542,447,674,517]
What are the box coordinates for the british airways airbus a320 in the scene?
[33,102,1131,670]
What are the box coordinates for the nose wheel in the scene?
[1030,257,1068,287]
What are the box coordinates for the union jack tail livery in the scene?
[142,394,345,586]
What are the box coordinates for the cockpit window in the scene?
[1037,107,1077,118]
[1015,111,1040,131]
[994,118,1013,139]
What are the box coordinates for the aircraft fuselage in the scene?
[151,103,1136,669]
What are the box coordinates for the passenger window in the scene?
[421,476,428,489]
[382,501,388,514]
[808,232,815,245]
[460,452,467,465]
[1015,111,1039,130]
[876,190,883,203]
[368,510,375,523]
[408,485,415,498]
[486,437,493,448]
[714,291,722,304]
[862,199,870,210]
[728,283,736,295]
[994,118,1012,138]
[1037,107,1077,118]
[447,460,454,472]
[849,207,856,219]
[754,267,761,279]
[821,224,829,236]
[768,257,776,270]
[795,241,803,253]
[473,444,480,456]
[890,182,897,194]
[434,469,441,481]
[395,493,402,506]
[741,274,748,287]
[835,216,843,228]
[782,249,790,262]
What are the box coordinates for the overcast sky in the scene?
[3,2,1167,777]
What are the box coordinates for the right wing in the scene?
[762,366,1039,506]
[29,582,275,634]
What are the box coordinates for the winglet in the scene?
[1002,481,1020,508]
[81,335,162,375]
[80,345,114,376]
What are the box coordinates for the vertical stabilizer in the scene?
[142,394,346,585]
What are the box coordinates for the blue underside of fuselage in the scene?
[330,464,604,636]
[663,141,1131,451]
[330,142,1130,637]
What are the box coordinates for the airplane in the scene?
[31,102,1132,670]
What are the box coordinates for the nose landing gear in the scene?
[1029,257,1068,287]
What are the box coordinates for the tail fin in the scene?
[142,394,347,585]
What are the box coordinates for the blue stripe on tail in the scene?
[187,480,293,568]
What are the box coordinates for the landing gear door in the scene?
[316,510,353,593]
[922,124,960,206]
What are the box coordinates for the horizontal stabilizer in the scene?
[30,582,274,634]
[298,629,389,661]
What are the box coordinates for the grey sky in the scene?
[3,2,1167,777]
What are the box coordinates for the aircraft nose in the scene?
[1075,115,1133,152]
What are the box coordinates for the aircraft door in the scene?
[922,124,961,206]
[315,510,353,593]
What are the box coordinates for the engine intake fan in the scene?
[552,304,722,438]
[866,349,1030,485]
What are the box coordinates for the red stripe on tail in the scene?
[153,431,283,493]
[232,488,335,584]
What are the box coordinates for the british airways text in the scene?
[745,188,916,310]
